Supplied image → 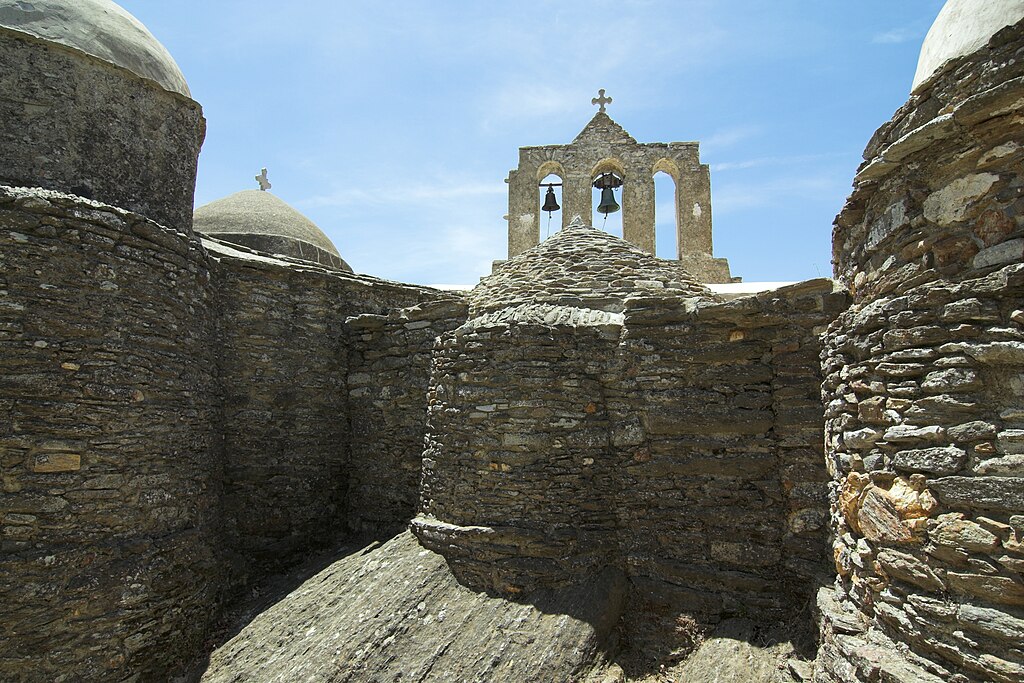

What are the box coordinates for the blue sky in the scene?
[119,1,945,285]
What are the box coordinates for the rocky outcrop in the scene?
[201,531,625,683]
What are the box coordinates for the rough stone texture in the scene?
[0,187,220,681]
[209,239,449,588]
[821,17,1024,683]
[0,0,191,97]
[417,220,845,669]
[194,190,351,271]
[201,531,626,683]
[0,186,456,680]
[0,30,205,231]
[506,112,732,282]
[472,221,713,316]
[345,300,469,534]
[615,280,846,653]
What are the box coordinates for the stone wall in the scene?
[817,19,1024,683]
[0,31,205,232]
[0,186,456,680]
[210,241,448,585]
[0,187,220,681]
[416,304,624,594]
[614,282,844,655]
[415,281,843,664]
[345,299,468,535]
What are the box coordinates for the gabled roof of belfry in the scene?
[469,217,715,316]
[571,112,638,146]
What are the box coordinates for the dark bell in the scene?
[542,186,560,213]
[597,187,620,215]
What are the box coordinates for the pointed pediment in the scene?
[571,112,638,146]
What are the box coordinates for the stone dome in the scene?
[912,0,1024,93]
[194,190,351,271]
[469,218,714,316]
[0,0,190,97]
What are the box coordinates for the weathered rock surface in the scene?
[201,532,625,683]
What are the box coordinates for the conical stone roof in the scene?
[469,218,714,316]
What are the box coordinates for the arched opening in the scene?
[591,158,626,238]
[538,173,563,239]
[652,158,681,259]
[654,171,678,259]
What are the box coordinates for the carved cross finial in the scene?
[592,89,612,113]
[256,168,272,192]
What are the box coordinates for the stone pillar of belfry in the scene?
[678,164,714,259]
[561,171,593,228]
[623,172,655,254]
[507,168,540,257]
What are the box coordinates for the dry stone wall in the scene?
[0,186,456,681]
[0,187,220,681]
[345,299,468,535]
[416,304,624,594]
[818,19,1024,683]
[416,281,844,665]
[210,242,448,586]
[613,282,844,656]
[0,31,205,232]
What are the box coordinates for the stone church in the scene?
[2,1,1024,681]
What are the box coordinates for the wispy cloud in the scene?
[479,83,587,126]
[872,28,916,45]
[700,125,762,152]
[301,179,505,209]
[712,152,848,172]
[713,173,848,215]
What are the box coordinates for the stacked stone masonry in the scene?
[0,188,220,680]
[4,6,1024,682]
[819,18,1024,683]
[346,300,470,534]
[416,266,847,664]
[0,185,454,680]
[0,31,205,231]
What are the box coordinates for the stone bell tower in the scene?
[505,91,733,283]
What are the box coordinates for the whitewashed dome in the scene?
[913,0,1024,93]
[0,0,190,97]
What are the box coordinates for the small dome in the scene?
[469,218,713,316]
[913,0,1024,93]
[0,0,190,97]
[194,190,350,271]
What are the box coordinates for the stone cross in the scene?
[256,168,272,191]
[592,89,612,113]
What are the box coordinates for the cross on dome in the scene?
[592,89,612,113]
[255,168,271,191]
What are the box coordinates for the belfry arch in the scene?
[505,95,732,283]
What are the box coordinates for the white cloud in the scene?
[700,125,762,152]
[479,83,586,126]
[872,28,916,45]
[711,152,847,172]
[713,174,848,215]
[301,179,505,209]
